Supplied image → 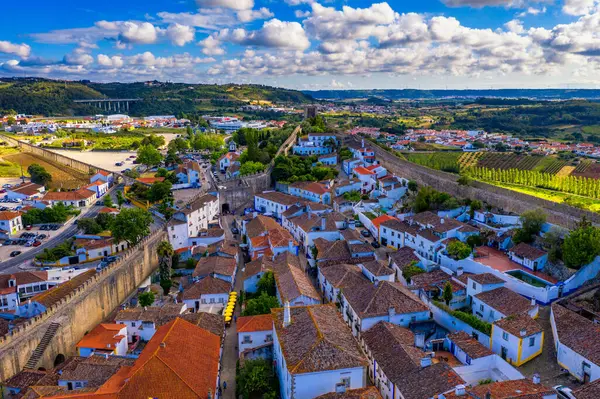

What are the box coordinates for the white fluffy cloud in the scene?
[204,19,310,51]
[237,8,274,23]
[63,49,94,66]
[97,54,124,68]
[0,41,31,57]
[166,24,195,46]
[562,0,599,15]
[117,21,160,44]
[196,0,254,10]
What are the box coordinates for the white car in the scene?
[553,385,576,399]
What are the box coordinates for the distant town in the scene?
[0,105,599,399]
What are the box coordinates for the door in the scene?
[195,301,200,312]
[501,346,508,360]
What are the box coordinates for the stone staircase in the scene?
[24,322,60,370]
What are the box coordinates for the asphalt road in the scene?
[0,185,124,273]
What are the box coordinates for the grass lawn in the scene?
[489,181,600,212]
[0,147,22,177]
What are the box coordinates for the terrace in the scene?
[474,246,557,285]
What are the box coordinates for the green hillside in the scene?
[0,78,314,116]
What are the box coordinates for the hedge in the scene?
[433,300,492,336]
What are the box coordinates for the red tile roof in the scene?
[76,324,126,351]
[237,314,273,333]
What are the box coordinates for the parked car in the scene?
[25,225,32,230]
[115,162,123,166]
[50,225,60,231]
[371,241,381,248]
[37,234,47,240]
[32,241,42,247]
[9,251,21,257]
[2,184,12,188]
[25,241,33,247]
[360,230,371,237]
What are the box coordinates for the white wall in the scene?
[427,299,491,348]
[294,368,366,399]
[238,330,272,355]
[452,355,524,385]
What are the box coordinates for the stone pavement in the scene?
[518,306,582,389]
[219,213,243,399]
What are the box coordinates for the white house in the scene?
[362,321,465,399]
[551,294,600,383]
[193,255,237,283]
[272,303,368,399]
[43,187,97,208]
[285,211,347,253]
[271,252,320,306]
[289,181,331,205]
[491,313,543,366]
[167,193,220,250]
[0,271,57,312]
[472,286,538,323]
[342,158,364,176]
[333,179,362,197]
[175,160,202,185]
[6,182,45,201]
[237,314,274,359]
[90,170,114,186]
[359,260,395,283]
[341,281,430,336]
[76,323,128,357]
[352,167,376,193]
[508,243,548,272]
[388,247,421,283]
[317,153,337,166]
[318,263,370,303]
[218,152,240,172]
[115,304,187,343]
[446,331,526,385]
[0,211,23,236]
[466,273,505,305]
[180,276,230,313]
[254,191,303,219]
[81,181,109,199]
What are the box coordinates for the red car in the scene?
[32,241,42,247]
[25,225,33,231]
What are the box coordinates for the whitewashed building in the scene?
[167,193,220,250]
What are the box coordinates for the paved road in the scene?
[219,213,242,399]
[0,184,125,273]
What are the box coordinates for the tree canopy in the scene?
[242,292,279,316]
[446,241,472,260]
[563,219,600,269]
[111,208,153,245]
[27,164,52,185]
[137,144,163,167]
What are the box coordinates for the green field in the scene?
[405,152,461,173]
[491,181,600,212]
[0,146,22,177]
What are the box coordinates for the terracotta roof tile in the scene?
[319,264,370,290]
[181,276,230,299]
[76,324,126,351]
[494,313,542,337]
[447,331,493,359]
[193,256,236,278]
[474,287,534,317]
[315,387,382,399]
[237,314,273,333]
[342,281,428,319]
[509,243,547,261]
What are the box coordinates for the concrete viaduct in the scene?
[73,98,142,113]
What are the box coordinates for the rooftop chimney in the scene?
[456,267,464,277]
[531,296,536,306]
[335,384,346,394]
[455,385,466,396]
[321,217,326,231]
[520,328,527,337]
[440,218,445,225]
[283,301,291,327]
[388,306,396,318]
[160,342,167,348]
[288,240,294,252]
[420,357,432,368]
[532,373,540,384]
[485,391,491,399]
[361,139,365,148]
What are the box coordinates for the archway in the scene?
[221,203,230,214]
[54,354,66,367]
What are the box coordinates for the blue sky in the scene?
[0,0,599,89]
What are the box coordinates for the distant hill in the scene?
[303,89,600,101]
[0,78,314,116]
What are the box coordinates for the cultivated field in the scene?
[2,152,89,189]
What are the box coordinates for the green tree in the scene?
[236,359,278,399]
[408,180,418,193]
[116,190,125,208]
[77,218,102,234]
[402,261,424,284]
[513,209,547,244]
[147,181,173,203]
[103,195,114,208]
[543,226,563,262]
[239,161,265,176]
[157,241,174,286]
[141,134,165,148]
[111,208,153,246]
[443,282,453,305]
[457,175,471,186]
[256,271,276,297]
[242,292,280,316]
[137,144,163,168]
[138,291,155,307]
[563,222,600,269]
[446,241,472,260]
[27,164,52,185]
[469,200,482,219]
[343,190,362,202]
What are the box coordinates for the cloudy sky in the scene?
[1,0,600,89]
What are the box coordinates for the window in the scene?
[489,310,495,319]
[479,304,484,312]
[131,322,136,327]
[266,334,273,342]
[340,377,351,388]
[210,298,215,303]
[502,332,509,341]
[529,337,536,347]
[472,282,476,289]
[243,335,252,344]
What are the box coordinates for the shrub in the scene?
[402,262,425,283]
[446,241,472,260]
[433,300,492,335]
